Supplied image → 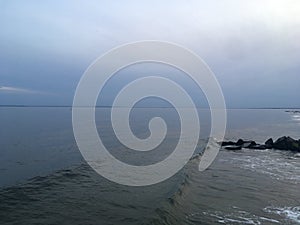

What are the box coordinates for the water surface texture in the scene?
[0,108,299,224]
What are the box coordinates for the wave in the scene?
[1,139,298,225]
[0,151,203,225]
[264,206,300,224]
[187,205,300,224]
[220,146,300,184]
[147,140,216,225]
[194,209,280,225]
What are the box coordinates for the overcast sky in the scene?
[0,0,300,107]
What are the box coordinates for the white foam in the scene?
[222,150,300,184]
[264,206,300,224]
[198,208,280,225]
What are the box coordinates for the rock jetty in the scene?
[219,136,300,152]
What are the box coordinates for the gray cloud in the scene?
[0,0,299,107]
[0,86,49,95]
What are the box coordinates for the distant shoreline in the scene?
[0,105,300,109]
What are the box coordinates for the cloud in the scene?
[0,0,299,107]
[0,86,48,95]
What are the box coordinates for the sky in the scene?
[0,0,300,108]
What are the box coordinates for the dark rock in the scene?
[258,144,267,150]
[219,141,236,146]
[265,138,274,148]
[249,144,267,150]
[242,141,256,148]
[273,136,300,152]
[220,136,300,152]
[285,110,300,113]
[235,139,256,148]
[236,139,244,146]
[224,145,242,151]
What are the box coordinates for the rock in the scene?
[285,110,300,113]
[249,144,267,150]
[273,136,300,152]
[236,139,244,146]
[224,145,242,151]
[220,136,300,152]
[242,141,256,148]
[235,139,256,148]
[294,153,300,158]
[265,138,274,148]
[219,141,236,146]
[258,145,267,150]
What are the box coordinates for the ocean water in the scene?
[0,107,299,225]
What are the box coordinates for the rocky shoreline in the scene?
[285,110,300,114]
[219,136,300,152]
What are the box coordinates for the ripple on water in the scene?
[186,207,281,225]
[220,149,300,184]
[264,206,300,224]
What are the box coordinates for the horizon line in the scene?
[0,105,299,110]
